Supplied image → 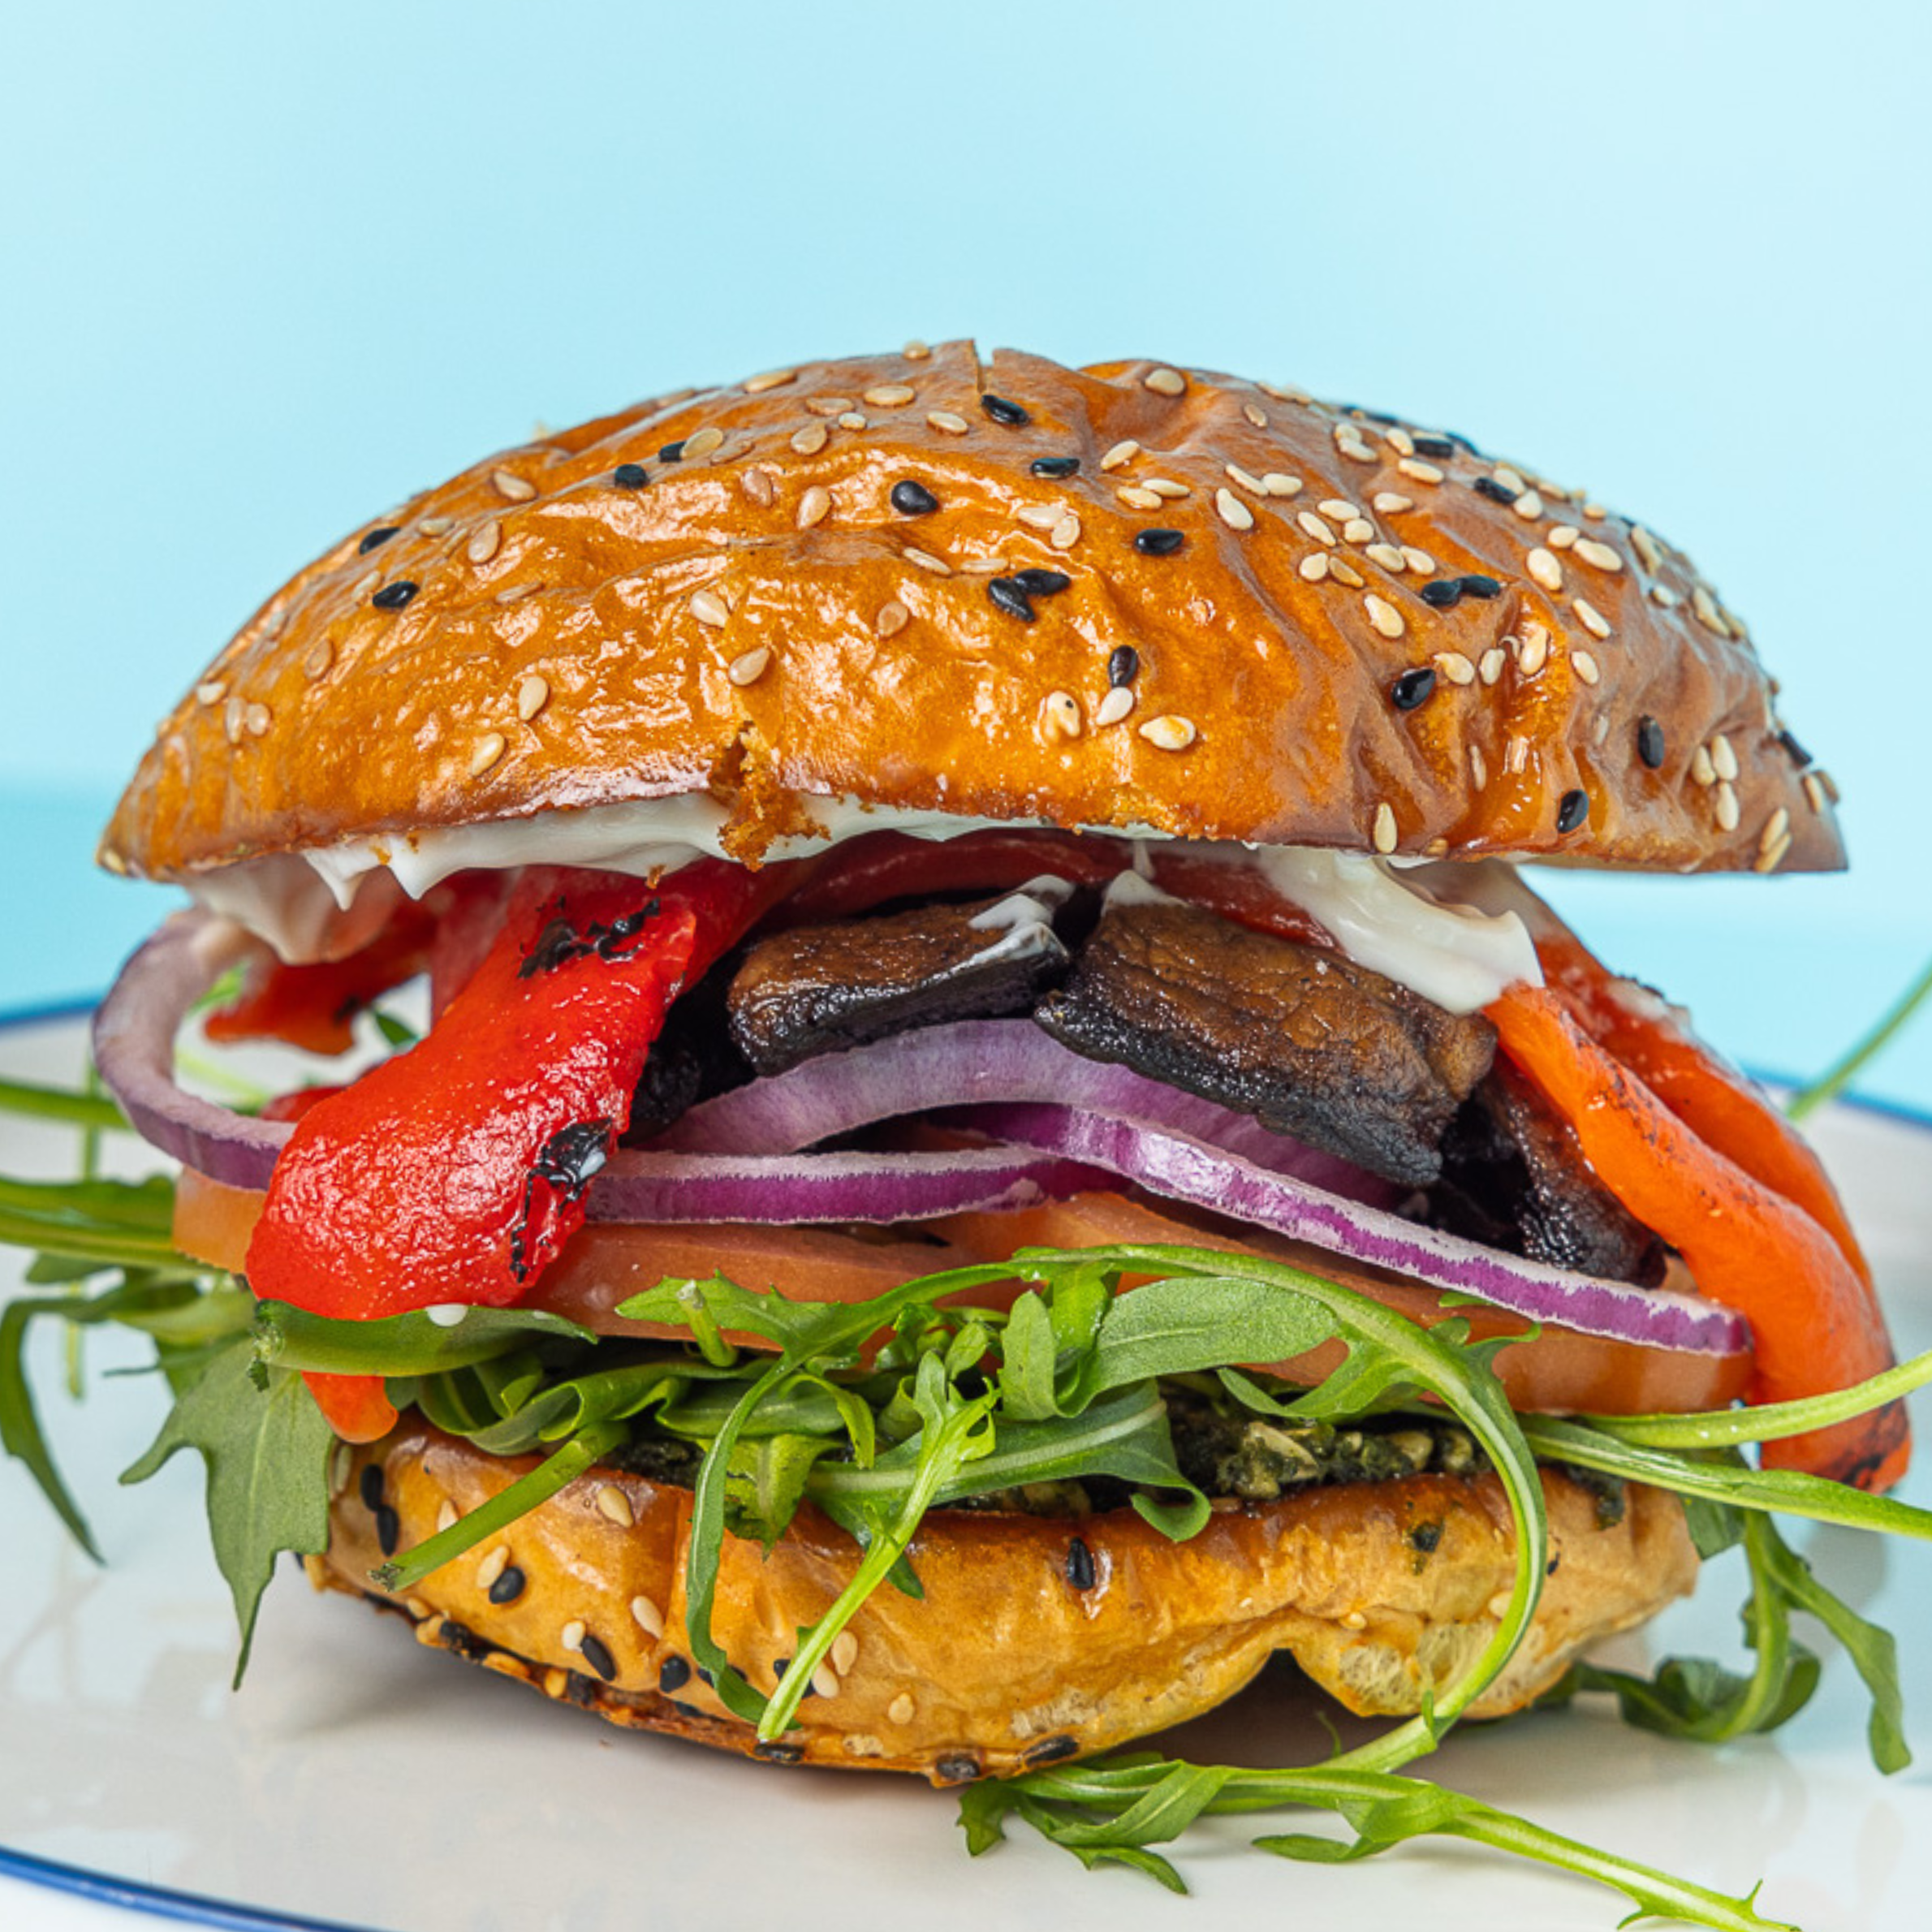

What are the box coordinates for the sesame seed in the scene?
[579,1632,617,1682]
[1298,554,1330,582]
[1411,434,1457,458]
[1143,477,1191,500]
[1513,489,1545,520]
[1329,558,1364,588]
[561,1619,586,1654]
[690,589,730,628]
[1391,666,1436,711]
[1373,493,1414,515]
[222,696,244,744]
[1095,686,1135,727]
[980,393,1029,426]
[1016,503,1062,530]
[1651,584,1682,608]
[809,1661,840,1700]
[1051,513,1080,549]
[1373,802,1399,854]
[658,440,687,461]
[1365,594,1404,639]
[1243,402,1268,428]
[628,1595,665,1640]
[903,339,931,360]
[1760,805,1792,855]
[888,1693,916,1726]
[927,409,970,435]
[468,732,507,776]
[1527,548,1563,592]
[658,1655,692,1693]
[196,677,226,705]
[1342,518,1375,545]
[1473,476,1519,507]
[1420,579,1464,610]
[1803,771,1828,813]
[683,426,725,460]
[371,580,420,610]
[1573,597,1612,639]
[1691,585,1728,635]
[1144,366,1186,396]
[359,1464,384,1511]
[1319,498,1359,520]
[1583,502,1607,520]
[1365,544,1407,572]
[839,412,867,431]
[1401,547,1437,575]
[595,1484,636,1529]
[1470,744,1488,789]
[488,1562,527,1606]
[1493,465,1527,493]
[1757,831,1793,873]
[865,384,916,407]
[830,1631,859,1675]
[1135,528,1185,557]
[437,1499,459,1534]
[491,468,537,502]
[1115,485,1162,511]
[903,547,951,575]
[467,520,502,564]
[988,578,1036,623]
[517,674,550,721]
[890,480,939,517]
[1506,734,1529,774]
[1297,511,1337,546]
[875,600,910,637]
[1215,488,1255,532]
[303,640,333,681]
[1436,651,1477,685]
[1224,463,1266,494]
[743,467,777,507]
[744,369,796,393]
[1518,623,1550,675]
[1065,1537,1098,1589]
[1139,714,1197,750]
[1548,524,1580,551]
[1574,537,1624,572]
[1714,781,1740,832]
[1261,472,1303,498]
[1710,733,1738,782]
[791,422,829,456]
[1045,691,1082,739]
[727,645,773,688]
[1397,459,1445,485]
[613,462,650,489]
[1572,649,1601,685]
[1031,455,1081,478]
[1691,744,1717,786]
[375,1505,400,1556]
[804,398,852,417]
[477,1545,511,1592]
[1386,427,1416,456]
[797,485,832,528]
[1479,647,1506,684]
[1556,788,1590,835]
[1637,716,1667,769]
[1100,439,1141,472]
[1631,526,1665,574]
[359,525,400,554]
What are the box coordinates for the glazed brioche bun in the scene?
[318,1424,1696,1781]
[103,342,1839,882]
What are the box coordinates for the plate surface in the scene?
[2,1013,1930,1932]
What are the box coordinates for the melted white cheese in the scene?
[183,795,1542,1012]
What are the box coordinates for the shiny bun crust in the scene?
[313,1423,1696,1781]
[103,343,1841,882]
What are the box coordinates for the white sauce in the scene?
[183,794,1542,1014]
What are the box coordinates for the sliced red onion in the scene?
[662,1019,1399,1206]
[951,1102,1749,1357]
[91,914,1106,1223]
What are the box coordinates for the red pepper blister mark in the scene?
[246,858,801,1439]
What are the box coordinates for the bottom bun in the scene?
[313,1421,1696,1783]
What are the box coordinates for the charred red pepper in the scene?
[247,858,798,1438]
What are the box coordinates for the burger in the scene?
[40,346,1913,1820]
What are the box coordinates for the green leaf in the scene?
[0,1076,128,1132]
[1787,951,1932,1120]
[252,1299,593,1378]
[724,1431,836,1548]
[121,1339,334,1680]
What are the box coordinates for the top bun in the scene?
[102,342,1842,881]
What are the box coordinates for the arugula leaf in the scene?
[252,1299,593,1378]
[1787,951,1932,1121]
[121,1339,334,1680]
[0,1076,128,1132]
[724,1431,839,1548]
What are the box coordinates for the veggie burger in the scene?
[76,344,1908,1796]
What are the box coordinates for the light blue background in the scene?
[3,1,1928,1103]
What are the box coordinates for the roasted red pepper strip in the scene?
[1534,932,1872,1287]
[247,859,797,1438]
[1490,985,1909,1490]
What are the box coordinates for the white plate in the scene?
[2,1011,1930,1932]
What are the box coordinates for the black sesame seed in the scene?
[1023,1735,1081,1766]
[1408,1520,1443,1555]
[1064,1537,1097,1591]
[1637,716,1667,770]
[1134,528,1185,557]
[980,393,1029,427]
[754,1741,805,1764]
[358,525,400,554]
[1472,477,1519,507]
[1419,580,1464,610]
[579,1632,618,1682]
[671,1700,704,1719]
[612,463,650,489]
[1391,667,1438,712]
[696,1664,715,1688]
[658,1654,692,1693]
[934,1754,983,1785]
[772,1656,818,1700]
[1107,645,1140,688]
[890,480,940,517]
[1556,788,1591,835]
[487,1564,527,1606]
[374,1504,400,1557]
[1011,567,1071,597]
[370,580,419,611]
[563,1671,598,1707]
[1411,434,1457,459]
[358,1464,385,1511]
[1456,574,1503,600]
[1443,429,1484,455]
[987,577,1037,623]
[1778,728,1813,767]
[1546,1553,1562,1576]
[658,440,686,462]
[1348,408,1399,426]
[1029,455,1080,478]
[438,1619,487,1662]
